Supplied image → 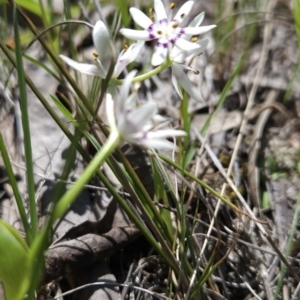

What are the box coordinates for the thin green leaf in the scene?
[150,155,175,237]
[50,94,79,126]
[13,5,37,239]
[0,220,31,300]
[15,0,40,16]
[293,0,300,42]
[274,191,300,300]
[115,0,130,29]
[16,0,50,21]
[0,134,31,242]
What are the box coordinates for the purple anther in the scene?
[147,24,154,31]
[170,38,177,44]
[159,18,168,24]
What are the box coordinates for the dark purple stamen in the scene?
[148,24,154,31]
[159,18,167,24]
[156,41,168,48]
[170,38,177,44]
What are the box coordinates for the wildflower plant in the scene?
[0,0,219,299]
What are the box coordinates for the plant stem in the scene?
[51,131,120,223]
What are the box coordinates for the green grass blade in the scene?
[0,134,31,243]
[293,0,300,42]
[274,190,300,300]
[50,94,79,126]
[16,0,50,20]
[149,155,175,238]
[0,220,31,300]
[13,5,37,240]
[115,0,130,29]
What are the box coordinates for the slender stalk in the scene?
[51,131,120,222]
[0,134,32,242]
[274,191,300,299]
[115,61,171,85]
[13,5,38,240]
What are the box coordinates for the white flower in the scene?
[166,11,213,101]
[171,38,209,102]
[60,21,144,79]
[120,0,216,66]
[106,71,186,150]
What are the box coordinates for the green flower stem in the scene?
[0,134,32,243]
[115,60,171,85]
[132,61,171,82]
[51,131,120,222]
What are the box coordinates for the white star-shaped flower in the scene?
[106,71,186,150]
[167,11,213,101]
[120,0,216,66]
[60,21,144,79]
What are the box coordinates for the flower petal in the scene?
[147,130,186,139]
[93,21,112,73]
[173,1,194,23]
[140,138,179,151]
[170,46,185,63]
[120,28,155,41]
[174,38,202,52]
[126,102,157,133]
[172,63,203,102]
[154,0,167,22]
[183,25,216,36]
[188,11,205,28]
[171,65,183,99]
[185,38,209,60]
[113,41,144,78]
[106,93,117,132]
[59,55,106,78]
[151,43,168,66]
[119,70,137,109]
[130,7,153,29]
